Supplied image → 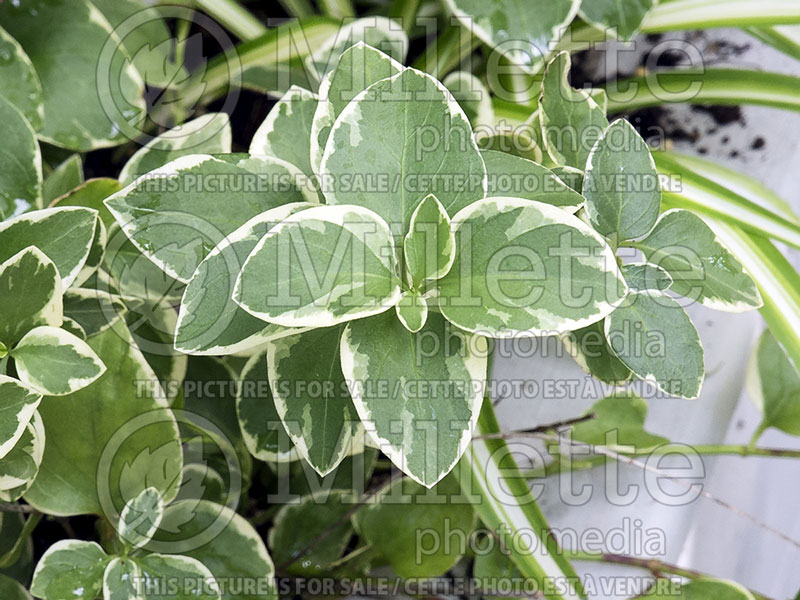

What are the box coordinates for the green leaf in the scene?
[102,557,141,600]
[49,178,122,229]
[438,197,626,337]
[748,329,800,437]
[607,69,800,114]
[31,540,109,600]
[118,487,164,550]
[0,410,44,502]
[24,322,182,517]
[631,209,762,312]
[148,499,276,600]
[11,326,105,397]
[456,402,585,600]
[43,155,83,205]
[0,95,41,221]
[638,577,755,599]
[63,289,127,339]
[236,351,297,463]
[0,0,145,151]
[0,513,35,582]
[267,326,363,476]
[0,207,98,289]
[106,154,308,282]
[442,0,580,73]
[306,17,408,81]
[119,114,233,186]
[481,150,584,211]
[443,71,495,128]
[175,203,315,356]
[620,263,673,292]
[341,311,487,487]
[133,553,220,600]
[584,119,661,243]
[572,392,669,449]
[250,86,318,182]
[234,204,401,328]
[0,25,43,130]
[269,490,354,575]
[320,67,487,235]
[395,291,428,333]
[310,42,404,178]
[0,376,41,460]
[579,0,656,40]
[0,247,62,347]
[353,475,474,578]
[539,52,609,170]
[606,291,704,399]
[0,573,31,600]
[562,321,633,385]
[403,194,456,288]
[654,151,800,250]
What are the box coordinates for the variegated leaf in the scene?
[31,540,110,600]
[0,375,42,460]
[403,194,456,288]
[0,410,44,502]
[395,291,428,333]
[118,487,164,550]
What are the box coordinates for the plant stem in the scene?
[567,551,773,600]
[318,0,355,19]
[277,0,315,18]
[0,513,42,569]
[411,23,480,79]
[192,0,267,40]
[0,503,38,514]
[390,0,423,34]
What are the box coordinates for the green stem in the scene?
[0,513,42,569]
[192,0,267,40]
[318,0,355,18]
[748,424,767,449]
[567,551,772,600]
[390,0,423,34]
[277,0,315,18]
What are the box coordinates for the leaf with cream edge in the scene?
[24,321,182,517]
[306,16,409,81]
[118,487,165,550]
[0,207,97,289]
[438,197,627,337]
[105,154,309,283]
[630,209,762,312]
[320,67,487,235]
[250,86,318,182]
[234,204,402,328]
[12,326,105,396]
[748,329,800,438]
[268,326,363,476]
[0,411,45,502]
[579,0,656,40]
[403,194,456,288]
[0,0,146,151]
[620,263,673,292]
[133,554,220,600]
[0,247,63,346]
[562,321,633,385]
[236,351,298,463]
[341,310,487,487]
[481,150,584,212]
[583,119,661,244]
[0,376,42,460]
[605,291,704,399]
[147,499,277,600]
[119,113,233,185]
[442,0,580,73]
[175,202,316,355]
[310,42,404,178]
[443,71,495,128]
[30,540,110,600]
[395,291,428,333]
[102,557,141,600]
[0,95,41,221]
[539,52,609,170]
[63,288,127,339]
[0,25,43,130]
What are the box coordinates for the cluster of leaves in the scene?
[0,1,797,600]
